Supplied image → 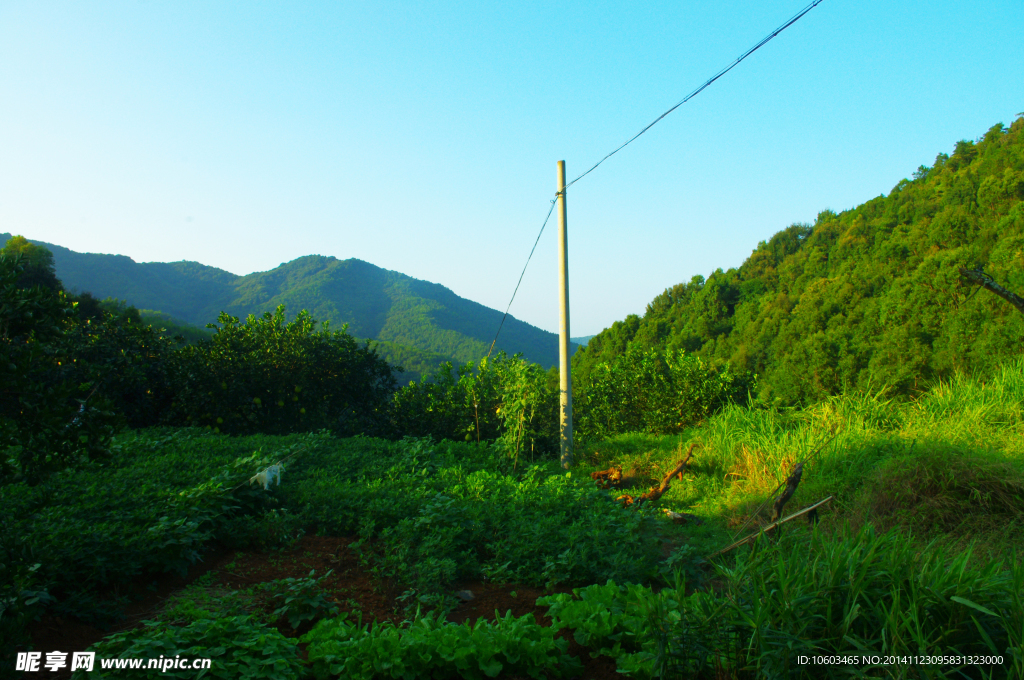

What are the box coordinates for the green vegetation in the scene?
[574,343,747,438]
[1,247,123,483]
[0,237,576,377]
[75,616,303,680]
[168,306,395,437]
[138,309,214,344]
[576,358,1024,558]
[258,571,339,630]
[575,115,1024,405]
[5,116,1024,678]
[7,361,1017,678]
[302,611,581,680]
[539,530,1023,679]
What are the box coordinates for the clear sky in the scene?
[1,1,1021,336]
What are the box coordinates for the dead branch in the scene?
[959,267,1024,315]
[708,496,834,558]
[618,442,701,508]
[591,465,623,489]
[771,462,803,522]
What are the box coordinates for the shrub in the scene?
[166,306,395,437]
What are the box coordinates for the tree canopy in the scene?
[574,116,1024,404]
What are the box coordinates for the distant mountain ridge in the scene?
[1,234,576,378]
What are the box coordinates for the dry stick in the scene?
[771,462,803,522]
[960,267,1024,315]
[730,432,838,540]
[708,496,835,558]
[618,442,700,507]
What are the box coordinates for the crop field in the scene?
[6,361,1024,680]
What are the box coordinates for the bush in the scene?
[575,344,745,438]
[166,306,396,437]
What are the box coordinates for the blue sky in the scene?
[1,1,1021,336]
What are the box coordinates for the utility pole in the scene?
[557,160,573,469]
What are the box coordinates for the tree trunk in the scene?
[960,267,1024,315]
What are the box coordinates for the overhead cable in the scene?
[565,0,825,191]
[486,198,559,359]
[490,0,826,351]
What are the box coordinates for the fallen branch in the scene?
[591,465,623,489]
[708,496,834,558]
[618,442,700,508]
[959,267,1024,315]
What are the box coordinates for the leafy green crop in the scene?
[71,615,301,680]
[0,429,322,624]
[258,570,338,630]
[345,461,663,610]
[302,610,582,680]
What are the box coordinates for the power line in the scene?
[565,0,825,191]
[486,197,559,359]
[489,0,826,352]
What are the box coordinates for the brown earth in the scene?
[27,535,622,680]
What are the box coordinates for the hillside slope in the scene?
[0,238,575,374]
[574,116,1024,404]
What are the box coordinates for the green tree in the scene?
[63,308,178,429]
[574,115,1024,405]
[0,252,117,484]
[1,235,61,292]
[166,305,396,436]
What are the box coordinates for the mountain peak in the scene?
[1,234,576,379]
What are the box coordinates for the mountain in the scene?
[0,236,577,380]
[571,335,596,346]
[573,116,1024,404]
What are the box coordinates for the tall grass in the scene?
[575,358,1024,554]
[541,525,1023,679]
[910,358,1024,453]
[661,526,1021,679]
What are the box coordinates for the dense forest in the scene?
[574,115,1024,404]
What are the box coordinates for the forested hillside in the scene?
[0,239,574,376]
[575,116,1024,404]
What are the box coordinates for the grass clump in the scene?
[542,525,1023,679]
